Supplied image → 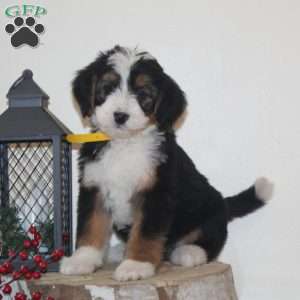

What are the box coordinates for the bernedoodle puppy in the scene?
[60,46,273,281]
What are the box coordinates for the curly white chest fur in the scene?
[82,127,166,226]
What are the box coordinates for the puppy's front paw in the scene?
[60,246,104,275]
[60,256,96,275]
[114,259,155,281]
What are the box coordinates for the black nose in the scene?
[114,112,129,125]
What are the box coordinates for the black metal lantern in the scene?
[0,70,73,270]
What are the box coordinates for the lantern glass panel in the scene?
[0,141,54,258]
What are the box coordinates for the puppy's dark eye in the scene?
[102,83,115,95]
[137,90,154,113]
[100,71,120,96]
[140,97,154,112]
[95,94,105,105]
[137,90,148,100]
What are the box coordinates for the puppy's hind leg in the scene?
[170,213,228,267]
[60,186,112,275]
[195,213,228,262]
[170,244,208,267]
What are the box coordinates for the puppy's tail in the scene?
[225,177,273,222]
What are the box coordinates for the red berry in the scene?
[57,248,64,258]
[0,265,6,274]
[50,254,59,262]
[3,262,12,273]
[38,260,48,270]
[12,271,22,280]
[14,292,27,300]
[20,265,29,274]
[19,251,28,261]
[8,249,16,257]
[28,225,37,234]
[31,291,42,300]
[31,239,40,248]
[39,260,47,268]
[0,265,8,274]
[32,271,41,279]
[51,249,65,261]
[2,283,12,294]
[23,239,32,249]
[24,272,32,280]
[50,250,60,262]
[33,255,43,264]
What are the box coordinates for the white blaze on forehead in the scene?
[108,48,154,86]
[93,48,155,139]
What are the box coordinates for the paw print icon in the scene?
[5,16,45,47]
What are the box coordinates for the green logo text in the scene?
[5,5,47,18]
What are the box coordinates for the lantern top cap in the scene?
[7,69,49,107]
[0,70,72,140]
[23,69,33,79]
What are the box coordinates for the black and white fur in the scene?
[60,46,273,281]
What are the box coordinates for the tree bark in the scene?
[28,262,238,300]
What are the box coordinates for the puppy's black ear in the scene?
[72,65,97,118]
[155,74,187,130]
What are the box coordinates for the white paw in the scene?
[255,177,274,202]
[105,243,125,264]
[114,259,155,281]
[60,246,104,275]
[170,245,207,267]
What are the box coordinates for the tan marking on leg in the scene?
[77,208,112,249]
[126,214,164,266]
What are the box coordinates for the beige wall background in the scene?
[1,0,300,299]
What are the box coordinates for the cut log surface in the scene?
[28,262,238,300]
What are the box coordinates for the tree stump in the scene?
[28,262,238,300]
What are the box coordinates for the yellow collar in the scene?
[66,132,110,144]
